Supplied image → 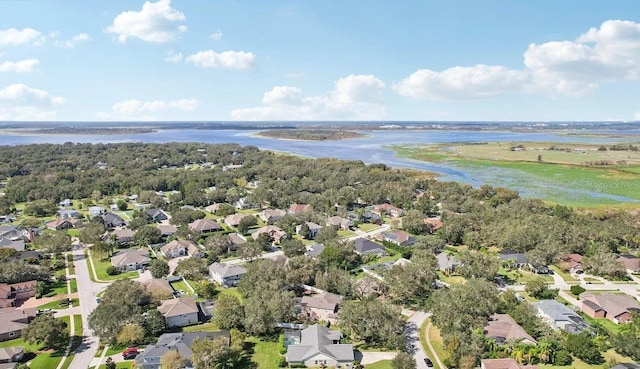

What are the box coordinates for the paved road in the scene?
[405,311,432,369]
[68,248,106,369]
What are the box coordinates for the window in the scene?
[8,331,15,337]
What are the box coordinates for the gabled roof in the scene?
[228,233,247,246]
[485,314,537,344]
[300,292,342,311]
[354,238,384,253]
[288,204,311,214]
[102,212,125,225]
[305,243,325,258]
[161,240,200,255]
[0,237,25,251]
[499,252,528,264]
[286,324,354,363]
[135,331,230,366]
[208,262,246,279]
[157,224,178,236]
[145,208,166,219]
[618,255,640,271]
[142,279,173,295]
[188,218,221,232]
[378,230,415,244]
[110,248,150,268]
[0,346,24,361]
[481,358,538,369]
[158,296,199,318]
[224,213,248,226]
[581,293,640,319]
[436,252,459,270]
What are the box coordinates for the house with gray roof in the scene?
[286,324,354,368]
[208,262,246,287]
[305,243,325,258]
[145,208,168,223]
[354,238,386,257]
[437,252,459,273]
[0,237,24,252]
[534,300,589,333]
[611,364,640,369]
[110,248,151,272]
[135,331,229,369]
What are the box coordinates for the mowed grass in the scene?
[170,279,194,295]
[539,349,636,369]
[358,223,381,232]
[89,251,138,281]
[218,287,244,303]
[365,360,393,368]
[247,337,280,369]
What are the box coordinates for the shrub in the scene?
[106,266,119,275]
[276,356,287,368]
[570,285,586,296]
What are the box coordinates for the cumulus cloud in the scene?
[0,59,39,73]
[52,32,92,48]
[210,30,223,41]
[397,19,640,100]
[0,84,65,120]
[186,50,257,70]
[105,0,186,43]
[231,74,386,120]
[0,28,43,46]
[165,49,183,62]
[96,98,199,120]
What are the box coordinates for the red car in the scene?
[122,347,139,360]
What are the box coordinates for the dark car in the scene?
[424,357,434,367]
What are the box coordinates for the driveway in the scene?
[405,311,432,369]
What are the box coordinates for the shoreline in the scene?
[251,131,371,142]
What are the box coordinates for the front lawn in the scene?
[549,265,577,283]
[581,313,626,334]
[0,336,65,369]
[37,297,79,310]
[98,362,133,369]
[337,229,356,238]
[365,360,393,368]
[44,279,69,297]
[358,223,380,232]
[89,251,138,281]
[69,279,77,293]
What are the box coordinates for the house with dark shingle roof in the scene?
[305,243,325,258]
[285,325,354,368]
[101,212,126,228]
[145,208,168,223]
[135,331,230,369]
[354,238,386,257]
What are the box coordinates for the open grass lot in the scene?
[246,337,280,369]
[391,143,640,207]
[365,360,393,368]
[358,223,381,232]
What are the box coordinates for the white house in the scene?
[157,297,199,328]
[209,262,246,287]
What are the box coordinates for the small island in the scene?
[256,129,367,141]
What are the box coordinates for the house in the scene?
[288,204,312,216]
[161,240,203,259]
[135,331,230,369]
[299,292,342,323]
[296,222,323,239]
[480,358,538,369]
[188,218,222,233]
[142,279,174,299]
[204,203,221,214]
[110,204,119,212]
[361,211,381,224]
[157,224,177,239]
[224,214,249,228]
[145,208,168,223]
[107,228,136,245]
[305,243,325,258]
[135,203,153,211]
[354,238,386,257]
[611,364,640,369]
[0,281,37,308]
[0,307,36,342]
[228,233,246,250]
[560,253,583,274]
[234,198,255,209]
[110,248,151,272]
[377,230,415,246]
[534,300,589,333]
[286,324,354,368]
[499,252,529,269]
[18,250,43,261]
[0,346,24,363]
[485,314,537,345]
[88,206,106,217]
[101,212,126,228]
[252,225,287,244]
[158,296,200,328]
[580,293,640,323]
[617,255,640,274]
[58,209,80,219]
[45,218,83,230]
[326,216,354,230]
[437,252,459,273]
[259,209,286,223]
[59,199,72,207]
[372,203,405,217]
[0,238,24,252]
[424,217,444,233]
[209,262,246,287]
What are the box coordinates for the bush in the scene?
[106,266,119,275]
[276,356,287,367]
[570,285,586,296]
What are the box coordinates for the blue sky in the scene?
[1,0,639,121]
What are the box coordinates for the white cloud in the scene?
[0,28,43,46]
[395,65,530,100]
[397,19,640,100]
[0,59,39,73]
[105,0,186,43]
[165,49,183,63]
[99,98,199,119]
[55,33,92,48]
[210,30,223,41]
[0,84,65,120]
[231,74,386,120]
[186,50,257,70]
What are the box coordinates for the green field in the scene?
[88,251,138,281]
[37,297,79,310]
[391,143,640,207]
[247,337,281,369]
[365,360,393,368]
[69,279,77,293]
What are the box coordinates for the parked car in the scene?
[122,347,139,360]
[424,357,434,367]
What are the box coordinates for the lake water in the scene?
[2,128,639,204]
